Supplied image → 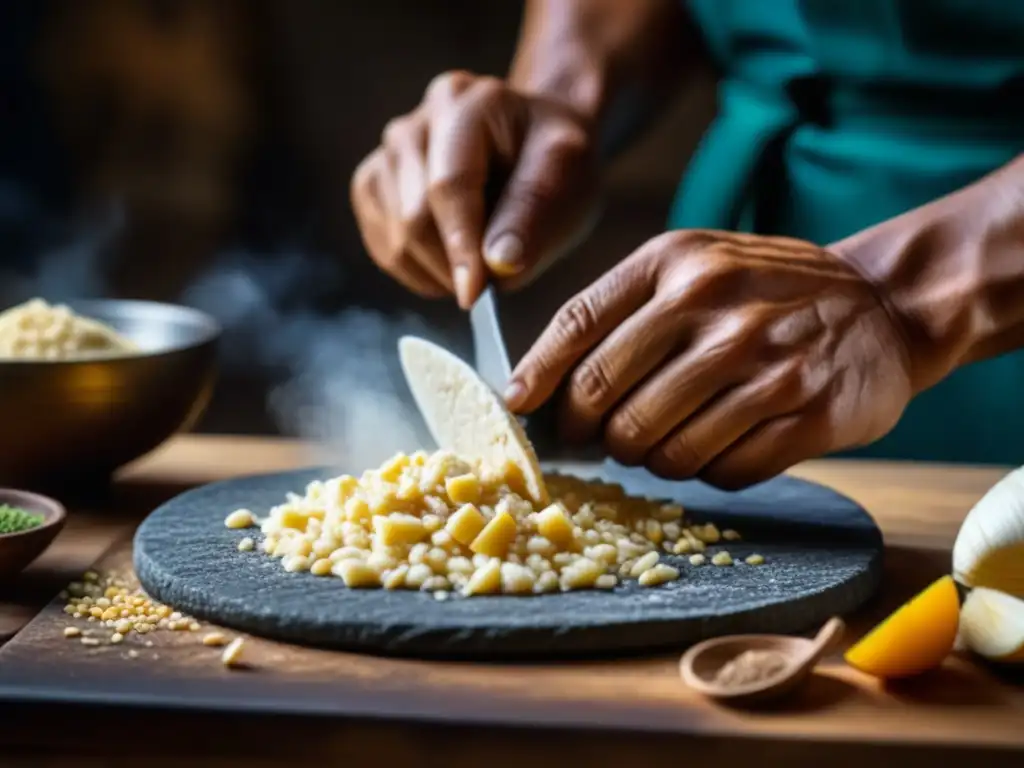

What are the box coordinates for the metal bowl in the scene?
[0,299,220,488]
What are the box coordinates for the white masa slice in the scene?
[398,335,549,505]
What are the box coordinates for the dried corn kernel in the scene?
[500,562,535,594]
[464,558,501,596]
[469,510,517,557]
[536,504,574,547]
[310,558,333,576]
[595,574,618,590]
[638,564,679,587]
[224,509,255,529]
[560,558,603,590]
[445,504,487,546]
[629,551,660,578]
[221,637,246,668]
[672,538,692,555]
[332,560,381,588]
[373,514,427,546]
[445,473,481,505]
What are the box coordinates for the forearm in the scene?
[507,0,702,157]
[833,154,1024,393]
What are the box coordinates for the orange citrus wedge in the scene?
[844,575,960,678]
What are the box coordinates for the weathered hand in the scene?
[351,70,599,309]
[506,230,915,489]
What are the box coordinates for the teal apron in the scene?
[670,0,1024,464]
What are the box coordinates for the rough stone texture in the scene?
[134,464,883,659]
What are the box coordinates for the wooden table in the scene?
[0,434,1021,767]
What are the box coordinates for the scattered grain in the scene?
[711,551,734,567]
[221,637,246,668]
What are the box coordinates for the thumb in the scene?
[483,123,596,284]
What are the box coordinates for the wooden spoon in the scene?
[679,617,846,707]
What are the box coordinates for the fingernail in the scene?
[485,233,524,277]
[504,379,527,409]
[453,265,472,308]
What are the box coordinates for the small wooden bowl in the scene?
[0,489,66,577]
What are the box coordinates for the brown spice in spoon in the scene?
[713,649,790,687]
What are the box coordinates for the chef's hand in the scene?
[351,70,600,309]
[505,230,915,489]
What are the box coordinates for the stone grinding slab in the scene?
[134,464,883,659]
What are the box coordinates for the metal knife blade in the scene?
[469,285,602,461]
[469,285,514,395]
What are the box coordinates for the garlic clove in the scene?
[959,587,1024,663]
[952,466,1024,595]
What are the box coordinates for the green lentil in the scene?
[0,504,43,534]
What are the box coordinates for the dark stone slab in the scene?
[134,464,883,659]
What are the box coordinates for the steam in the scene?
[0,187,122,306]
[181,247,457,467]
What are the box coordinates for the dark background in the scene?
[0,0,715,438]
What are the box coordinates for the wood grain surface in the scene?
[0,435,1021,766]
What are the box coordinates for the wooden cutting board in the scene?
[1,533,1022,757]
[131,463,883,658]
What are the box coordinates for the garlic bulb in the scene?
[952,466,1024,595]
[959,587,1024,662]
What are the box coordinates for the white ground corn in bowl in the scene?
[226,450,764,597]
[0,298,137,360]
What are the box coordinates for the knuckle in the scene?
[350,151,381,200]
[427,170,484,206]
[350,154,385,217]
[690,259,734,295]
[379,243,407,271]
[381,115,414,147]
[605,405,652,463]
[427,70,476,100]
[469,76,505,103]
[555,294,599,346]
[647,433,703,481]
[397,207,432,240]
[542,122,591,158]
[698,463,753,492]
[770,361,810,407]
[638,231,720,287]
[664,228,719,253]
[569,356,615,413]
[501,177,558,212]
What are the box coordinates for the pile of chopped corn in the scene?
[226,450,765,597]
